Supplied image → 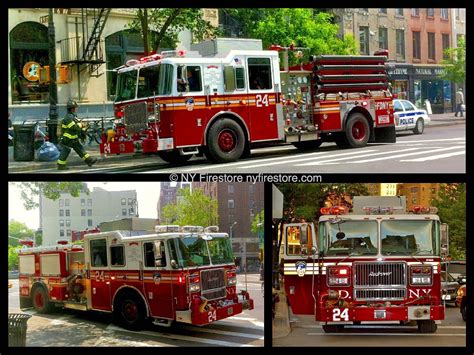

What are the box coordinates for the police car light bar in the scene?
[363,206,404,215]
[320,206,349,215]
[204,226,219,233]
[181,225,204,233]
[155,225,181,233]
[409,206,438,214]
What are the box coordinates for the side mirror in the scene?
[170,259,178,269]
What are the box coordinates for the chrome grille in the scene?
[355,289,406,300]
[202,288,227,300]
[354,262,405,287]
[201,268,225,291]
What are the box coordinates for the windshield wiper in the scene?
[335,252,360,265]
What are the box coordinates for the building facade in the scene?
[396,183,440,211]
[40,186,137,245]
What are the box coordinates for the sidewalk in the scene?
[8,113,465,173]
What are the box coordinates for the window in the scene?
[81,209,86,216]
[128,198,133,205]
[396,30,405,58]
[411,8,419,16]
[428,32,436,60]
[235,67,245,89]
[87,199,92,206]
[59,220,64,227]
[110,245,125,266]
[64,199,69,207]
[81,199,85,206]
[248,58,272,90]
[88,219,93,227]
[116,70,137,101]
[455,9,461,20]
[442,34,450,60]
[184,66,202,92]
[88,209,92,216]
[378,28,388,50]
[394,100,404,112]
[411,187,419,193]
[60,210,64,217]
[121,198,126,205]
[122,209,127,216]
[228,185,234,194]
[413,31,421,59]
[412,198,417,204]
[379,8,387,14]
[359,26,369,55]
[395,8,404,16]
[66,220,71,227]
[67,230,71,236]
[228,200,235,209]
[401,101,415,111]
[441,9,449,20]
[59,199,64,207]
[65,210,70,217]
[137,65,160,98]
[144,242,155,267]
[427,8,434,17]
[90,239,107,267]
[60,230,64,237]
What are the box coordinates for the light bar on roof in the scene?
[181,226,204,233]
[155,225,181,233]
[320,206,349,215]
[204,226,219,233]
[363,206,404,215]
[409,206,438,214]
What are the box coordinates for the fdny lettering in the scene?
[375,101,390,110]
[408,289,432,298]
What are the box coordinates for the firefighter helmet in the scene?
[66,99,79,109]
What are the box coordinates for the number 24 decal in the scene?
[208,310,217,323]
[332,308,349,321]
[256,94,269,107]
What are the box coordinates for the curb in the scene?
[272,288,291,339]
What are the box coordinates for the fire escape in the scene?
[58,8,111,77]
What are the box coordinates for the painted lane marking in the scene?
[400,150,465,162]
[350,146,462,163]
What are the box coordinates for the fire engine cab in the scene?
[106,45,395,163]
[280,196,447,333]
[18,225,253,330]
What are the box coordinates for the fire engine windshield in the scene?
[381,220,440,256]
[170,235,234,267]
[116,70,137,101]
[320,220,378,256]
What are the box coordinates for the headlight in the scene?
[226,270,237,286]
[327,266,350,286]
[188,274,200,293]
[410,265,432,285]
[457,287,466,297]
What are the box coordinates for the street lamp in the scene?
[47,8,59,144]
[229,221,237,240]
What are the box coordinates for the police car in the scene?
[393,99,430,134]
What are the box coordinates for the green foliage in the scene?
[275,183,369,222]
[161,188,219,227]
[8,245,21,271]
[129,9,218,53]
[8,220,34,246]
[432,183,466,260]
[441,39,466,85]
[251,209,264,234]
[13,182,88,210]
[225,9,357,65]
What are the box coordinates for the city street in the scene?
[8,274,264,347]
[273,306,465,347]
[8,117,466,174]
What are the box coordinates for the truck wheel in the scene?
[206,118,245,163]
[32,286,53,314]
[413,118,424,134]
[345,113,370,148]
[292,140,323,150]
[158,150,192,164]
[115,292,147,331]
[418,320,437,333]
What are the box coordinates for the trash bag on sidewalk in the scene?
[36,142,60,162]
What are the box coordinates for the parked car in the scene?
[442,260,466,284]
[456,284,466,321]
[441,272,460,306]
[8,270,19,279]
[393,99,430,134]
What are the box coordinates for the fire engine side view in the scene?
[103,47,395,164]
[18,225,253,330]
[280,197,447,333]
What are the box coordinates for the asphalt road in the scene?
[273,305,465,347]
[85,123,465,174]
[8,274,263,347]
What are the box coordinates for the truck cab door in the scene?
[89,238,112,311]
[142,241,174,320]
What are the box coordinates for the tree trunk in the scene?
[154,8,183,51]
[138,8,149,56]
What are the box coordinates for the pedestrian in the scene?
[455,88,464,117]
[57,99,97,170]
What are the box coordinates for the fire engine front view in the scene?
[18,225,253,330]
[281,198,447,334]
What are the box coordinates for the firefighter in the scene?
[57,99,97,170]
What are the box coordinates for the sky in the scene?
[8,182,165,230]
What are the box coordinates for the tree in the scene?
[441,39,466,85]
[161,188,218,227]
[432,183,466,260]
[13,182,88,210]
[8,220,34,246]
[224,9,358,65]
[8,245,21,271]
[128,9,218,54]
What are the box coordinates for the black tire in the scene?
[344,113,370,148]
[32,286,53,314]
[158,150,192,164]
[461,303,467,321]
[322,324,344,333]
[206,118,245,163]
[114,292,147,331]
[418,320,437,333]
[413,118,424,135]
[334,134,349,148]
[292,140,323,150]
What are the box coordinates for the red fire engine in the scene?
[103,46,395,163]
[18,225,253,330]
[280,197,447,333]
